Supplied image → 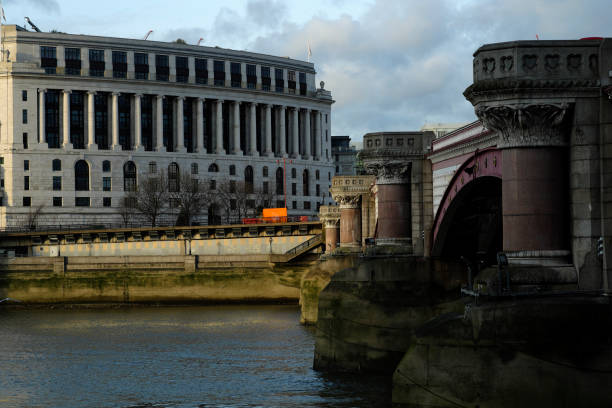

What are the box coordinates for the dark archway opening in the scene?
[437,176,502,267]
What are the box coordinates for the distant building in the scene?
[331,136,357,176]
[420,122,470,139]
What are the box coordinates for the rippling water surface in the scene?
[0,305,390,408]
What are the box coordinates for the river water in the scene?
[0,305,390,408]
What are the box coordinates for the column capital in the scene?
[176,95,185,101]
[476,103,571,148]
[133,93,143,98]
[364,159,411,185]
[38,88,47,94]
[250,101,257,107]
[234,100,241,105]
[156,94,164,100]
[62,89,72,95]
[112,92,121,97]
[216,99,224,103]
[86,90,96,96]
[332,194,361,209]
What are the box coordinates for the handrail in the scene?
[285,234,322,256]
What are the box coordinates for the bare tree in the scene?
[24,204,44,230]
[117,196,137,227]
[169,174,210,226]
[216,180,260,223]
[253,183,278,215]
[132,172,168,227]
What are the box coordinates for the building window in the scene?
[299,72,307,96]
[208,163,219,173]
[263,166,268,177]
[156,55,169,81]
[246,64,256,89]
[52,159,61,171]
[245,166,254,193]
[292,200,297,209]
[103,197,112,207]
[102,160,111,172]
[123,161,137,192]
[24,160,29,171]
[112,51,127,78]
[75,160,90,191]
[229,164,236,175]
[53,197,62,207]
[261,66,271,91]
[41,46,57,74]
[89,49,105,77]
[287,70,296,94]
[53,176,61,191]
[176,56,189,83]
[230,180,236,193]
[168,162,179,192]
[135,52,149,80]
[230,199,237,210]
[328,172,331,181]
[195,58,208,84]
[263,181,269,194]
[24,176,29,191]
[191,163,198,175]
[209,179,216,190]
[22,90,27,101]
[304,201,311,210]
[213,60,225,86]
[23,133,28,149]
[291,183,296,195]
[276,167,284,195]
[275,68,284,92]
[148,161,157,174]
[103,177,111,191]
[230,62,241,88]
[65,47,81,75]
[303,169,309,196]
[291,168,296,178]
[75,197,90,207]
[316,184,320,197]
[23,196,31,207]
[22,109,27,124]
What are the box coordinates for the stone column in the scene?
[477,103,570,263]
[38,89,46,145]
[111,92,120,150]
[232,101,242,155]
[333,195,362,248]
[133,93,142,151]
[264,104,273,157]
[315,111,322,160]
[319,205,341,253]
[86,91,97,150]
[278,105,287,157]
[215,99,225,155]
[364,159,412,246]
[249,102,258,156]
[196,98,205,153]
[62,90,72,149]
[303,109,311,160]
[175,96,185,152]
[291,107,299,158]
[155,95,165,152]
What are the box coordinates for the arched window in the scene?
[168,162,180,192]
[74,160,89,191]
[291,168,296,178]
[52,159,61,171]
[229,164,236,175]
[102,160,111,172]
[208,163,219,173]
[244,166,254,194]
[123,161,137,192]
[303,169,309,196]
[191,163,199,175]
[276,167,284,195]
[262,166,268,177]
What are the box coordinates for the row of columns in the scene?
[38,89,326,158]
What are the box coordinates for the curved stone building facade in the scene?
[0,25,334,228]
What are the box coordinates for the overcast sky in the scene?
[4,0,611,141]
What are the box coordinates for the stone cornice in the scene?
[464,78,600,102]
[428,131,498,164]
[476,103,570,148]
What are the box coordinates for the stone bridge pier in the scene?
[330,176,375,251]
[319,205,340,252]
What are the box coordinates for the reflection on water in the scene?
[0,305,390,408]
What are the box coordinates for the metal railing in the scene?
[285,234,322,256]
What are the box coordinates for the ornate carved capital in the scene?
[475,103,570,148]
[332,194,361,209]
[363,159,411,184]
[323,219,340,229]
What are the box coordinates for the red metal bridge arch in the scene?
[431,147,502,256]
